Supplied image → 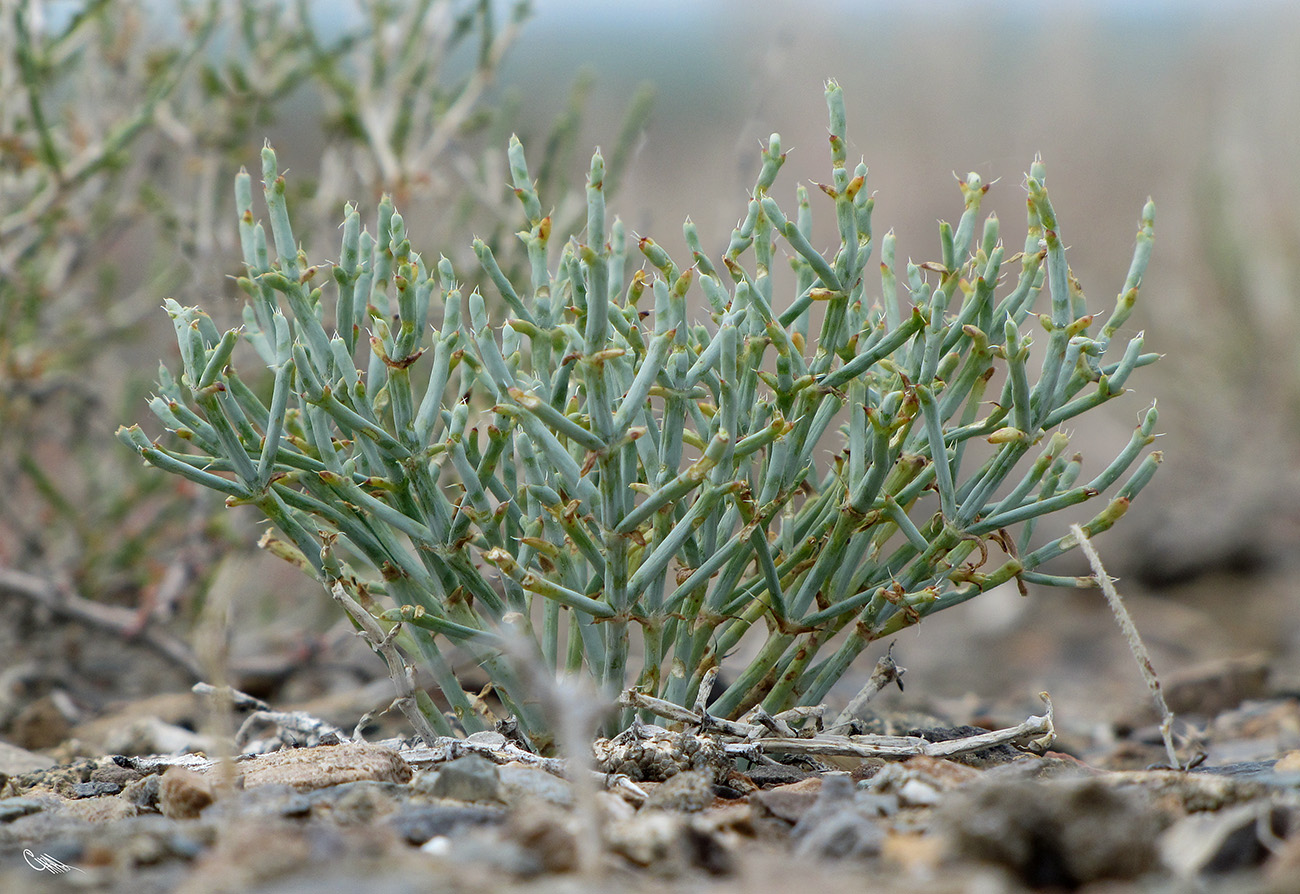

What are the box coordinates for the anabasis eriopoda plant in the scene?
[121,81,1160,740]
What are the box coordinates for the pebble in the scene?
[330,780,401,824]
[122,774,162,811]
[596,789,637,822]
[385,803,504,845]
[1160,802,1287,876]
[71,780,123,798]
[1161,654,1271,717]
[605,809,686,867]
[0,795,51,823]
[499,764,573,807]
[506,801,580,874]
[63,795,136,823]
[91,760,143,787]
[159,766,214,819]
[203,782,315,822]
[750,777,824,824]
[866,755,980,794]
[643,769,714,812]
[897,778,941,807]
[793,804,885,860]
[102,813,214,865]
[424,754,501,803]
[745,762,813,786]
[941,777,1162,887]
[791,773,885,860]
[464,731,508,748]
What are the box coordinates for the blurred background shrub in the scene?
[0,0,649,708]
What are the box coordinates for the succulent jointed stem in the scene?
[121,80,1161,739]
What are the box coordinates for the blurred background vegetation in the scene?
[2,0,1298,736]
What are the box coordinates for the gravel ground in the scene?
[3,557,1300,892]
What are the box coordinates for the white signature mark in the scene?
[23,849,86,874]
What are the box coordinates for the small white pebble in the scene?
[898,779,941,807]
[420,835,451,856]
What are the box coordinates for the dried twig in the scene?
[625,685,1055,761]
[191,682,271,713]
[331,581,442,745]
[732,696,1054,760]
[1070,524,1183,769]
[827,645,906,734]
[620,689,761,738]
[0,565,203,678]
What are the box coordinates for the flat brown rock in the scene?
[751,776,823,823]
[236,743,412,791]
[160,766,215,818]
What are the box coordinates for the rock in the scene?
[419,825,538,876]
[507,801,580,874]
[70,780,122,798]
[0,795,50,823]
[122,774,162,812]
[238,742,412,791]
[104,717,215,757]
[464,731,508,748]
[896,778,941,807]
[1266,814,1300,887]
[62,795,136,823]
[745,762,814,786]
[1276,751,1300,773]
[70,692,202,749]
[327,781,401,824]
[1149,766,1271,808]
[854,791,900,817]
[791,773,886,860]
[683,816,736,876]
[941,778,1165,887]
[716,768,758,799]
[605,809,687,868]
[2,756,97,798]
[0,738,54,775]
[173,819,316,894]
[498,764,573,807]
[159,766,215,819]
[1160,802,1289,876]
[93,812,214,867]
[750,776,825,824]
[385,803,504,845]
[204,782,315,822]
[8,694,72,749]
[983,753,1096,782]
[596,789,636,823]
[644,769,714,812]
[91,759,143,787]
[260,787,314,819]
[424,754,501,802]
[793,805,885,860]
[866,755,982,794]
